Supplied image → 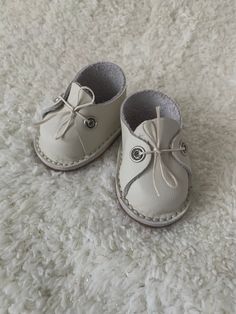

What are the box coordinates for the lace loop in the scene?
[142,107,185,197]
[34,86,95,141]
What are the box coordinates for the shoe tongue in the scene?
[134,117,180,147]
[67,82,93,107]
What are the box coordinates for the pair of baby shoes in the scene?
[34,62,192,227]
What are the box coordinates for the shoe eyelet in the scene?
[180,141,188,155]
[84,117,97,129]
[130,146,146,162]
[53,93,64,103]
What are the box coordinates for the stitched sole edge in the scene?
[34,128,121,171]
[115,145,191,227]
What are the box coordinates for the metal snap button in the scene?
[130,146,146,162]
[84,117,97,129]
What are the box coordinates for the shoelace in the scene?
[34,86,95,141]
[141,106,185,197]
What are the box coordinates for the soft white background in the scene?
[0,1,235,313]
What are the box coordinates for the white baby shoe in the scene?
[34,62,126,170]
[116,90,192,227]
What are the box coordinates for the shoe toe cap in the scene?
[124,174,190,220]
[35,121,85,165]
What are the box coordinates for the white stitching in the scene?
[35,128,120,167]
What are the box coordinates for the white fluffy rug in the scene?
[0,1,236,313]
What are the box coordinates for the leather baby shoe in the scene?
[116,90,192,227]
[34,62,126,170]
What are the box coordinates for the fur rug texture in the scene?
[0,1,235,313]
